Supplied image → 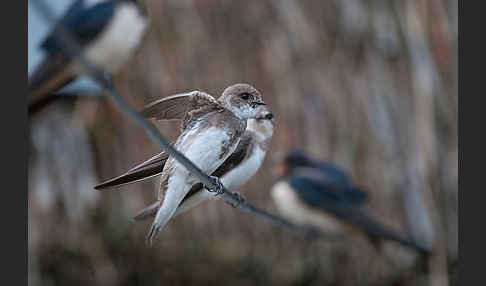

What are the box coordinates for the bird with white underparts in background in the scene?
[271,150,431,254]
[28,0,148,114]
[124,83,265,245]
[94,106,275,221]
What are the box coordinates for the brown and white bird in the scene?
[28,0,148,114]
[129,83,265,244]
[94,106,275,221]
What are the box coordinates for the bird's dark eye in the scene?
[239,93,251,100]
[265,113,274,120]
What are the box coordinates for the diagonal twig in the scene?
[30,0,328,238]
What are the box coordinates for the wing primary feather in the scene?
[139,91,220,121]
[139,92,197,120]
[94,152,168,190]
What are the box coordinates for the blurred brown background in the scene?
[28,0,457,285]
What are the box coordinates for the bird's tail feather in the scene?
[345,208,431,254]
[134,184,206,222]
[146,201,178,246]
[146,176,190,245]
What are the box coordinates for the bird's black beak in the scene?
[251,99,266,108]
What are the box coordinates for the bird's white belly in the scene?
[173,190,215,217]
[271,181,346,233]
[80,4,147,73]
[179,127,238,182]
[161,126,239,219]
[222,146,265,189]
[174,145,266,215]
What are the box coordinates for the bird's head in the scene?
[219,83,265,120]
[247,106,274,141]
[274,149,315,177]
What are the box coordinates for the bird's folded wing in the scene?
[212,133,252,177]
[315,161,352,186]
[290,170,367,205]
[140,91,222,121]
[94,152,169,191]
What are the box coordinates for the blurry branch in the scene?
[30,0,328,240]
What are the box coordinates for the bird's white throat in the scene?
[247,119,274,141]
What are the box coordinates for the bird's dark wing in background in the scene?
[289,175,366,208]
[313,161,353,186]
[290,165,367,205]
[41,0,116,55]
[288,176,429,253]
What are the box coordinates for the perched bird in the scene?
[271,150,430,253]
[133,83,265,244]
[28,0,148,114]
[94,106,275,220]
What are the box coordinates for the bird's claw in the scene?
[229,191,246,208]
[205,176,225,196]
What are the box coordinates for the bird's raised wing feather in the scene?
[140,91,222,121]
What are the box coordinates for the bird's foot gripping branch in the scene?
[205,176,225,196]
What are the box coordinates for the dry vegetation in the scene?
[28,0,457,285]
